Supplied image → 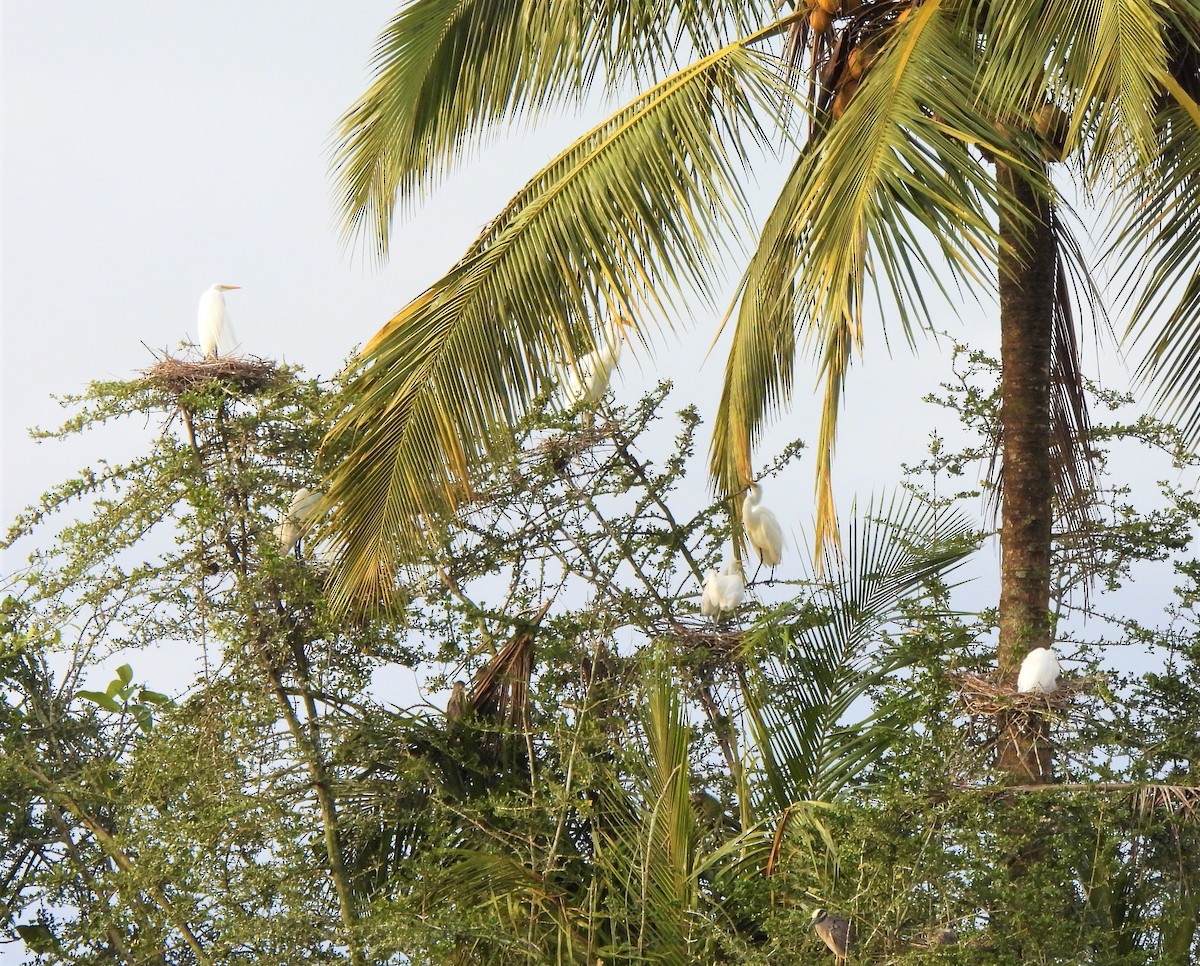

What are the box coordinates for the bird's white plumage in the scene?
[274,487,323,554]
[562,317,632,407]
[742,482,784,568]
[1017,646,1061,693]
[198,283,240,359]
[700,560,745,620]
[712,559,745,614]
[700,570,721,618]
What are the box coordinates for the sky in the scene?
[8,3,1195,710]
[2,1,1007,626]
[6,2,1187,682]
[4,2,1197,960]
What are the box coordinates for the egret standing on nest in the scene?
[273,487,323,555]
[561,316,634,409]
[1017,646,1061,693]
[198,283,240,359]
[742,481,784,580]
[700,559,745,622]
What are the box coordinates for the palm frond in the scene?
[711,0,1001,547]
[322,33,798,612]
[739,494,975,810]
[332,0,777,254]
[1117,93,1200,440]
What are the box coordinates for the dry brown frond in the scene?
[466,600,554,746]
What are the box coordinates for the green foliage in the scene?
[3,359,1200,963]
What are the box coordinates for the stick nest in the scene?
[665,619,747,670]
[954,671,1102,717]
[535,424,609,469]
[143,355,283,395]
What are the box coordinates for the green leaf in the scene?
[116,663,133,686]
[15,923,61,954]
[77,690,122,713]
[132,704,153,735]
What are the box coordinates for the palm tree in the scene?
[323,1,1200,780]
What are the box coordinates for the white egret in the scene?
[742,482,785,576]
[273,487,323,555]
[700,570,721,619]
[811,908,854,959]
[561,317,634,408]
[701,559,745,622]
[197,283,240,359]
[1017,646,1061,694]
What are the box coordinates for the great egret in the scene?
[561,317,634,408]
[700,570,721,619]
[701,560,745,621]
[446,680,471,724]
[742,482,784,575]
[1017,646,1061,694]
[273,487,323,555]
[198,283,240,359]
[811,908,854,959]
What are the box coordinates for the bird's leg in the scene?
[750,560,764,585]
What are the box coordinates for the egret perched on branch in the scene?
[811,909,854,960]
[1017,646,1061,693]
[273,487,323,555]
[742,481,784,577]
[700,560,745,622]
[561,316,635,408]
[198,283,240,359]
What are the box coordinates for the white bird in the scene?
[1017,646,1061,694]
[562,317,634,407]
[197,283,241,359]
[742,481,785,573]
[273,487,323,555]
[701,559,745,621]
[700,570,722,619]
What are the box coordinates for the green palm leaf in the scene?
[333,0,772,254]
[739,494,975,809]
[712,0,1003,545]
[322,29,799,611]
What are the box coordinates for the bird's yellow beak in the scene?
[616,316,637,343]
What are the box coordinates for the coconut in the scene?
[833,78,860,120]
[810,7,834,32]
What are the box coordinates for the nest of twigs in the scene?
[143,354,282,395]
[954,671,1100,717]
[535,423,608,470]
[668,619,747,670]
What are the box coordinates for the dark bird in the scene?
[812,908,854,959]
[931,927,958,946]
[446,680,471,725]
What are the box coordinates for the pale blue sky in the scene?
[6,1,1185,696]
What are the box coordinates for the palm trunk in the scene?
[995,163,1056,783]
